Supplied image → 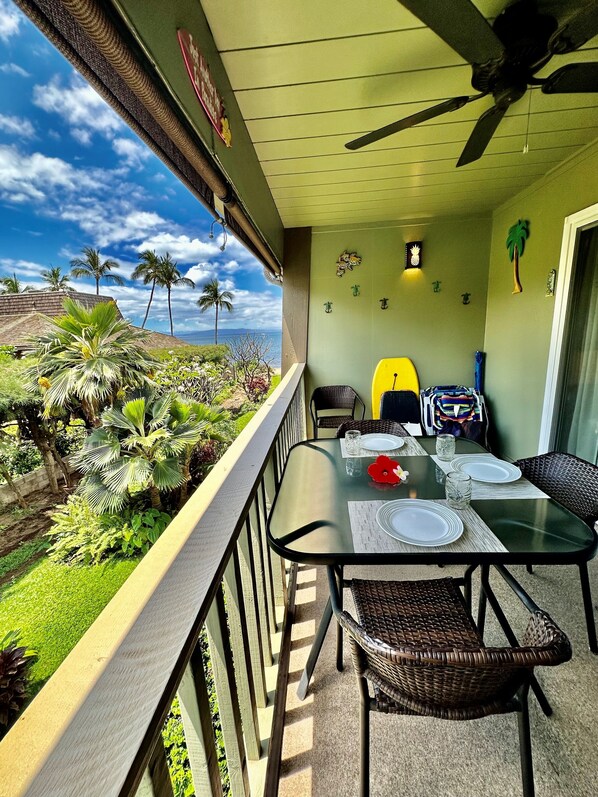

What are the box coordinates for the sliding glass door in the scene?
[554,225,598,464]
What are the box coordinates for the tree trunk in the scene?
[150,483,163,510]
[0,464,28,509]
[513,246,523,294]
[96,277,100,295]
[23,410,61,495]
[215,305,219,345]
[178,454,192,509]
[168,288,174,336]
[142,282,156,328]
[48,440,73,488]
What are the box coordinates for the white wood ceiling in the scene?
[202,0,598,227]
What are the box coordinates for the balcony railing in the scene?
[0,363,306,797]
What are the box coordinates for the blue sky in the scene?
[0,1,282,334]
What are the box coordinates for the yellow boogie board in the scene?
[371,358,419,419]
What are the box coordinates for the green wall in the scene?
[484,140,598,460]
[114,0,284,260]
[308,218,492,419]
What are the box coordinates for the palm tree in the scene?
[197,278,234,344]
[506,219,530,295]
[131,250,161,328]
[30,297,156,426]
[40,266,72,292]
[156,253,195,336]
[0,273,32,294]
[70,246,124,295]
[75,392,209,512]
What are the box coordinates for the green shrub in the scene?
[154,358,229,405]
[150,344,229,364]
[0,539,49,580]
[0,630,36,738]
[47,496,171,565]
[4,441,42,477]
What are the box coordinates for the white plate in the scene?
[375,499,463,547]
[359,433,405,452]
[451,455,522,484]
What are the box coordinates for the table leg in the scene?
[578,562,598,654]
[296,597,334,700]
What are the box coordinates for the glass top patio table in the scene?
[268,437,597,567]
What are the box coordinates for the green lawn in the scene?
[0,556,139,694]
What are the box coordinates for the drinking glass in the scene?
[346,457,363,478]
[345,430,361,455]
[436,433,456,461]
[445,472,472,510]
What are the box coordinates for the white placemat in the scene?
[430,455,548,500]
[348,499,507,555]
[340,435,427,458]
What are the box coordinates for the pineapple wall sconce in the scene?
[405,241,423,269]
[336,250,362,277]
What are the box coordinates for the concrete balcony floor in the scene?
[278,561,598,797]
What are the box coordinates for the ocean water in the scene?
[179,328,282,368]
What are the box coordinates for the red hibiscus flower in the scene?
[367,455,401,484]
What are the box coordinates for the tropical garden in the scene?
[0,294,276,794]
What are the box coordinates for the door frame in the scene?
[538,202,598,453]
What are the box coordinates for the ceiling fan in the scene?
[345,0,598,166]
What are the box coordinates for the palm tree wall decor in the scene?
[40,267,72,292]
[132,250,161,328]
[70,246,124,295]
[506,219,530,295]
[156,253,195,336]
[197,278,234,344]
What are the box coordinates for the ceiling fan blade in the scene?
[542,63,598,94]
[345,96,477,150]
[398,0,504,64]
[457,105,507,167]
[549,3,598,55]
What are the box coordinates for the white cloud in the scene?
[136,232,222,262]
[0,113,35,138]
[33,73,123,143]
[112,137,150,168]
[0,258,46,277]
[0,1,22,41]
[59,205,167,248]
[0,144,87,202]
[0,62,30,77]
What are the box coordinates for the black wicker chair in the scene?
[379,390,421,424]
[310,385,365,438]
[336,419,409,438]
[514,451,598,653]
[328,569,571,797]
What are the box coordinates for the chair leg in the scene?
[336,565,344,671]
[477,564,489,638]
[359,686,370,797]
[526,564,533,574]
[517,686,535,797]
[578,562,598,654]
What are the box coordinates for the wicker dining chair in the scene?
[514,451,598,653]
[310,385,365,438]
[336,419,410,438]
[328,570,571,797]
